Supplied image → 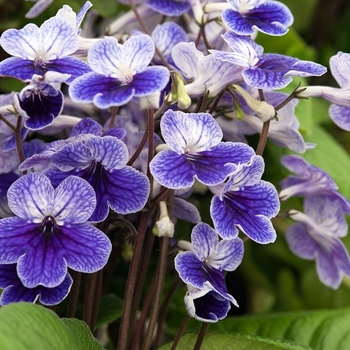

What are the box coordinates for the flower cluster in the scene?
[0,0,349,341]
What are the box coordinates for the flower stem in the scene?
[171,315,190,350]
[142,236,170,350]
[255,89,270,156]
[194,323,209,350]
[66,271,82,318]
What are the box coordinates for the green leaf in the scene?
[0,303,104,350]
[209,308,350,350]
[158,333,311,350]
[62,318,105,350]
[91,0,125,17]
[302,125,350,198]
[95,294,124,329]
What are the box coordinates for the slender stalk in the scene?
[14,116,27,174]
[194,323,209,350]
[130,265,158,349]
[0,113,16,130]
[83,272,98,330]
[127,124,149,167]
[171,315,190,350]
[255,89,270,156]
[108,106,119,129]
[117,209,152,350]
[154,278,182,348]
[142,236,170,350]
[91,269,103,331]
[66,271,82,318]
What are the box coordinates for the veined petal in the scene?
[222,9,256,35]
[83,136,128,170]
[150,150,196,189]
[211,238,244,271]
[40,17,79,58]
[52,176,96,224]
[243,66,293,89]
[47,57,91,83]
[131,66,170,96]
[59,224,112,273]
[88,36,125,77]
[17,239,67,288]
[329,104,350,131]
[147,0,191,16]
[7,173,54,221]
[160,110,222,153]
[191,223,219,261]
[0,23,42,59]
[330,52,350,88]
[0,218,38,263]
[175,252,206,288]
[103,167,150,215]
[0,57,39,81]
[69,73,133,108]
[171,42,202,80]
[124,34,155,73]
[152,22,187,61]
[51,142,93,171]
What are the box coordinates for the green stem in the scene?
[255,89,270,156]
[66,271,82,318]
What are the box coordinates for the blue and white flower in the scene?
[210,155,280,243]
[0,16,90,83]
[0,173,112,288]
[69,34,170,109]
[210,32,327,89]
[150,110,255,189]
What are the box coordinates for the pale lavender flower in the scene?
[287,195,350,289]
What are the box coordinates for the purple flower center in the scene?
[41,216,58,237]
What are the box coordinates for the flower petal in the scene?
[7,173,54,221]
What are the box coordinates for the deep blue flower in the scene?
[175,223,243,304]
[69,34,170,109]
[287,195,350,289]
[0,16,91,83]
[222,0,293,36]
[44,135,150,222]
[210,32,327,89]
[150,110,255,189]
[0,264,72,306]
[210,155,280,244]
[0,173,112,288]
[147,0,191,16]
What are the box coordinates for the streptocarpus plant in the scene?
[0,0,350,349]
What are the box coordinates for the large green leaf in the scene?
[209,308,350,350]
[159,333,311,350]
[0,303,104,350]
